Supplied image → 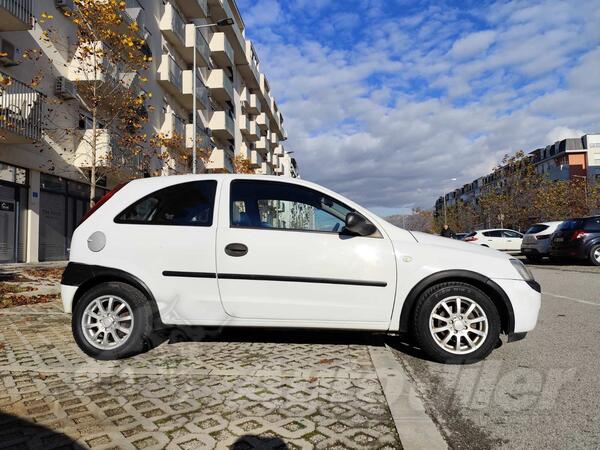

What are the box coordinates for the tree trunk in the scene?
[90,107,97,209]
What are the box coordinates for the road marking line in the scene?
[544,292,599,306]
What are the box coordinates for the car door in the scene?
[215,179,397,327]
[502,230,523,251]
[482,230,503,249]
[109,179,222,323]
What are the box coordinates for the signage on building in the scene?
[0,201,15,212]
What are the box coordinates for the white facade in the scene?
[0,0,297,263]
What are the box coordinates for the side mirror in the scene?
[344,212,377,236]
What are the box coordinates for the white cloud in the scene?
[449,30,496,59]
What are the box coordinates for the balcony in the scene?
[186,25,210,67]
[250,149,262,168]
[210,32,234,68]
[273,145,284,156]
[186,121,211,150]
[160,112,187,151]
[68,42,118,84]
[239,115,258,141]
[209,0,246,63]
[172,0,208,19]
[0,73,44,143]
[256,112,268,132]
[207,69,234,103]
[159,3,187,55]
[255,136,270,154]
[207,147,234,173]
[209,110,235,140]
[182,69,209,110]
[0,0,33,30]
[242,91,260,115]
[74,129,137,173]
[239,40,260,89]
[270,131,279,146]
[158,54,183,99]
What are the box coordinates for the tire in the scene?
[589,245,600,266]
[412,282,501,364]
[525,254,542,263]
[72,282,153,360]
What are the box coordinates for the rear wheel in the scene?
[412,282,501,364]
[589,245,600,266]
[72,282,153,360]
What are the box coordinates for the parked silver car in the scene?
[521,221,563,261]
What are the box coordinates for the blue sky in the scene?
[237,0,600,217]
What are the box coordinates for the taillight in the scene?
[464,236,478,242]
[79,181,129,225]
[571,230,588,241]
[535,234,551,240]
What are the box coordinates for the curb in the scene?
[369,345,447,450]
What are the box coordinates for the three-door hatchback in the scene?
[62,175,541,363]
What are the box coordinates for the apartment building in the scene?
[434,133,600,215]
[0,0,297,263]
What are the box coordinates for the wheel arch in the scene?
[399,270,515,335]
[68,264,164,329]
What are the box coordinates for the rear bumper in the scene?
[61,284,78,314]
[550,245,586,259]
[492,278,541,334]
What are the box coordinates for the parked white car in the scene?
[61,175,541,363]
[521,221,563,261]
[464,229,523,253]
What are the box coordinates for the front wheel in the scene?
[412,282,501,364]
[72,282,153,360]
[589,245,600,266]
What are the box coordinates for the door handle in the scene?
[225,243,248,257]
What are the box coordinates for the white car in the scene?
[464,229,524,253]
[61,175,541,363]
[521,221,563,262]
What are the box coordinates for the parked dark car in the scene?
[550,216,600,265]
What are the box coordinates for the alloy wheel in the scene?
[81,295,134,350]
[429,296,489,355]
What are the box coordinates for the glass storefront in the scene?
[39,174,107,262]
[0,163,28,263]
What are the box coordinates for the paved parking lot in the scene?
[0,301,402,449]
[391,263,600,449]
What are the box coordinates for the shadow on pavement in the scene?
[0,411,85,449]
[232,435,290,449]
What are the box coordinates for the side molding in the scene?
[398,270,515,335]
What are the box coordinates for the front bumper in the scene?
[61,284,78,314]
[493,278,541,334]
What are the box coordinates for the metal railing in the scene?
[196,31,210,63]
[171,5,186,43]
[168,56,183,90]
[0,72,44,142]
[0,0,33,27]
[195,74,209,107]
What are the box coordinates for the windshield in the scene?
[526,224,548,234]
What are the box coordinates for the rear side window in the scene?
[526,224,548,234]
[115,181,217,226]
[502,230,522,238]
[558,219,584,230]
[483,230,502,237]
[584,217,600,232]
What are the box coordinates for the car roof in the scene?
[476,228,519,232]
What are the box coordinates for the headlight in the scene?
[510,259,534,281]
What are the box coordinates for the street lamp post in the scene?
[192,18,234,174]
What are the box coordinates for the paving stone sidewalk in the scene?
[0,300,403,449]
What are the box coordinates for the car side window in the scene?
[502,230,521,238]
[483,230,502,237]
[585,217,600,232]
[230,180,354,233]
[115,181,217,226]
